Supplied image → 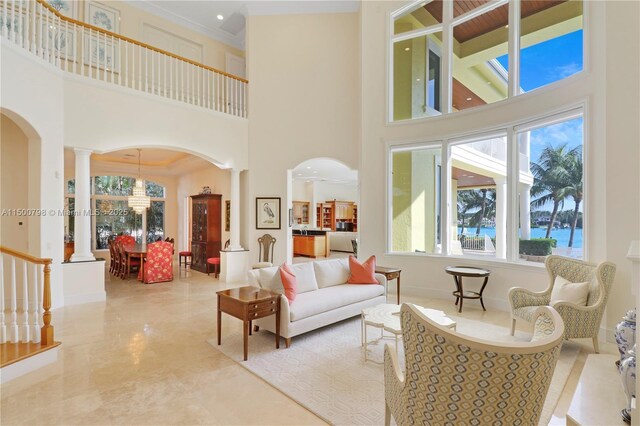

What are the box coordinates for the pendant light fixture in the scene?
[127,149,150,214]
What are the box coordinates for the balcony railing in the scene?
[1,0,248,117]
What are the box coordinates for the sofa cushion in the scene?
[313,258,350,288]
[289,284,384,322]
[347,255,377,284]
[258,266,282,292]
[279,263,297,303]
[290,262,319,293]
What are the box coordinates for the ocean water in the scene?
[457,226,583,248]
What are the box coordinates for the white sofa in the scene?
[247,258,387,346]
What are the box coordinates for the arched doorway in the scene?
[288,158,359,263]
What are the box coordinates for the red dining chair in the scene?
[207,240,230,279]
[142,241,174,284]
[179,250,192,268]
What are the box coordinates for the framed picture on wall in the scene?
[85,0,120,33]
[47,0,78,19]
[256,197,280,230]
[225,200,230,232]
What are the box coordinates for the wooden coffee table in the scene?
[217,286,281,361]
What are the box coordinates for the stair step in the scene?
[1,341,61,368]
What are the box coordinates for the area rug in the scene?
[209,314,579,426]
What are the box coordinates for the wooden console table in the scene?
[217,286,281,361]
[375,267,401,304]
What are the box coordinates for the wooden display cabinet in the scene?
[190,194,222,273]
[292,201,310,224]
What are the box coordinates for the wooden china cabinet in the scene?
[190,194,222,273]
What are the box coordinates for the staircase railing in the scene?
[1,0,248,117]
[0,246,54,345]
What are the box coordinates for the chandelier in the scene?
[127,149,150,214]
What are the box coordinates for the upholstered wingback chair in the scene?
[509,255,616,353]
[384,304,564,426]
[142,241,174,284]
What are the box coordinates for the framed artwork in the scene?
[85,1,120,33]
[83,34,119,71]
[43,24,76,60]
[256,197,281,230]
[47,0,78,19]
[225,200,230,232]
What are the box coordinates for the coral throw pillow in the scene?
[347,255,378,284]
[279,263,297,303]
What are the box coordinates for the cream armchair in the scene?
[509,255,616,353]
[384,304,564,426]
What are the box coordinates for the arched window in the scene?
[65,176,166,250]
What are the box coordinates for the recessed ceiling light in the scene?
[306,166,311,169]
[466,97,472,101]
[404,47,410,52]
[217,14,224,20]
[504,24,509,29]
[487,81,492,85]
[468,175,475,178]
[313,171,318,174]
[416,78,421,82]
[297,173,302,176]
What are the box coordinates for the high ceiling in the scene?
[293,158,357,185]
[126,1,360,49]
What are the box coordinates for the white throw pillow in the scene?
[258,266,282,292]
[550,275,590,306]
[313,258,350,288]
[290,262,319,293]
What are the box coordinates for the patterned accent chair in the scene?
[509,255,616,353]
[142,241,174,284]
[384,304,564,426]
[114,235,135,246]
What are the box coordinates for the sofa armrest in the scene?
[375,273,388,301]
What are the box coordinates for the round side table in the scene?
[445,266,491,313]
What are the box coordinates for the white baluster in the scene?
[137,42,141,90]
[102,31,107,82]
[215,73,219,112]
[117,36,121,85]
[151,49,155,94]
[2,0,8,38]
[21,260,29,342]
[10,257,18,342]
[0,255,6,343]
[124,40,128,87]
[30,0,36,52]
[45,5,50,62]
[22,0,27,49]
[181,60,184,102]
[88,27,93,77]
[31,263,39,342]
[145,48,149,92]
[10,0,16,43]
[55,14,61,68]
[63,19,69,72]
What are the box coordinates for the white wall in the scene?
[359,1,640,332]
[314,181,359,204]
[247,12,361,263]
[1,42,66,309]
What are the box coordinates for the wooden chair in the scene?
[207,240,230,278]
[108,240,116,274]
[385,304,564,426]
[252,234,276,269]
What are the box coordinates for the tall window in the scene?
[388,108,584,263]
[65,176,166,250]
[391,0,584,120]
[390,146,441,254]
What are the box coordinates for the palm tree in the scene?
[530,144,575,238]
[457,190,476,234]
[557,148,583,247]
[457,189,496,235]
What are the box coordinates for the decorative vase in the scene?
[620,345,636,424]
[616,308,637,366]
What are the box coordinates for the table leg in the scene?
[453,275,460,306]
[249,320,252,336]
[217,295,222,346]
[397,275,401,305]
[364,323,368,362]
[243,320,249,361]
[275,297,281,349]
[458,276,464,313]
[478,276,489,311]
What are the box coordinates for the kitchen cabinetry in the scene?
[317,203,333,229]
[190,194,222,273]
[319,201,357,231]
[292,201,310,224]
[293,235,327,258]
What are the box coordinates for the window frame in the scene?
[386,103,587,265]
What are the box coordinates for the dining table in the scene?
[124,243,147,281]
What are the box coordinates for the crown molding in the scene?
[246,1,360,16]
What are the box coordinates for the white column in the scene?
[494,177,507,259]
[70,148,95,262]
[228,168,243,250]
[519,183,531,240]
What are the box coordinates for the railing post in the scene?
[40,262,54,345]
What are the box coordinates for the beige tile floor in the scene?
[0,265,617,425]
